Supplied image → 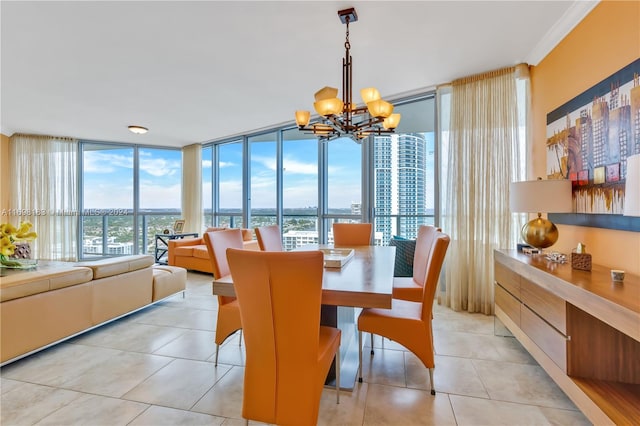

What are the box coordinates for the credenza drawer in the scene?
[495,283,520,327]
[521,305,567,372]
[520,277,566,334]
[495,261,520,299]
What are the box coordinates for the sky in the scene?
[83,147,181,209]
[83,134,434,210]
[202,137,363,209]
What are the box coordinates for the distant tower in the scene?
[374,133,427,242]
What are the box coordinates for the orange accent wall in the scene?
[531,1,640,275]
[1,133,10,213]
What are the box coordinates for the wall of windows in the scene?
[203,93,437,247]
[80,142,182,259]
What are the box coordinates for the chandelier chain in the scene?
[345,16,350,50]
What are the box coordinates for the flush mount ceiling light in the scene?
[295,8,401,142]
[128,125,148,134]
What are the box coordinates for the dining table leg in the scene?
[321,304,359,390]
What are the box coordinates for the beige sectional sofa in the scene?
[0,255,187,365]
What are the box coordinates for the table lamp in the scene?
[510,178,572,249]
[623,154,640,217]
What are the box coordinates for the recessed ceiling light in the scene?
[128,125,148,134]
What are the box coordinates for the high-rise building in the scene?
[374,133,429,243]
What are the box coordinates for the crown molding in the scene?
[525,0,600,66]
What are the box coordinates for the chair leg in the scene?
[370,332,375,355]
[244,419,248,426]
[215,344,220,367]
[429,367,435,395]
[358,331,363,383]
[336,350,340,404]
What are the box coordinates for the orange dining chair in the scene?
[227,248,341,426]
[357,230,450,395]
[392,225,441,302]
[255,224,284,251]
[332,222,373,246]
[203,229,244,366]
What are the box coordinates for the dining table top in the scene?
[211,244,396,309]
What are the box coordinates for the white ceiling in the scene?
[1,1,598,148]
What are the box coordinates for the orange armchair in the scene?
[203,229,245,366]
[255,225,283,251]
[168,227,258,273]
[332,222,372,246]
[226,248,341,425]
[392,225,441,302]
[357,229,450,395]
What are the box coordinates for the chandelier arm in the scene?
[352,117,385,130]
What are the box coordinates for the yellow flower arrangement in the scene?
[0,222,37,267]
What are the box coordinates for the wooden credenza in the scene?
[494,250,640,425]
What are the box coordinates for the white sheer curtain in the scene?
[9,134,78,261]
[182,143,202,234]
[437,65,528,314]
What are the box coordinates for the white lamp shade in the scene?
[510,179,573,213]
[623,154,640,216]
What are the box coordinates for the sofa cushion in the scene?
[0,266,93,302]
[91,267,153,324]
[174,246,194,256]
[152,265,187,301]
[77,255,154,279]
[192,245,210,260]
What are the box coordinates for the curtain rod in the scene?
[11,133,76,142]
[451,63,529,86]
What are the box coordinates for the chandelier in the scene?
[295,8,401,142]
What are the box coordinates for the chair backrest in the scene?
[255,225,283,251]
[420,231,450,321]
[333,223,372,246]
[226,248,325,425]
[203,229,244,279]
[412,225,441,285]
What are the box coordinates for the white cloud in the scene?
[219,180,242,207]
[252,155,276,171]
[283,157,317,175]
[139,183,181,208]
[140,157,180,177]
[84,151,133,173]
[83,182,133,208]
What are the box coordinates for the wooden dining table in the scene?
[212,244,396,390]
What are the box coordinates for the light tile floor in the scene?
[0,271,590,425]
